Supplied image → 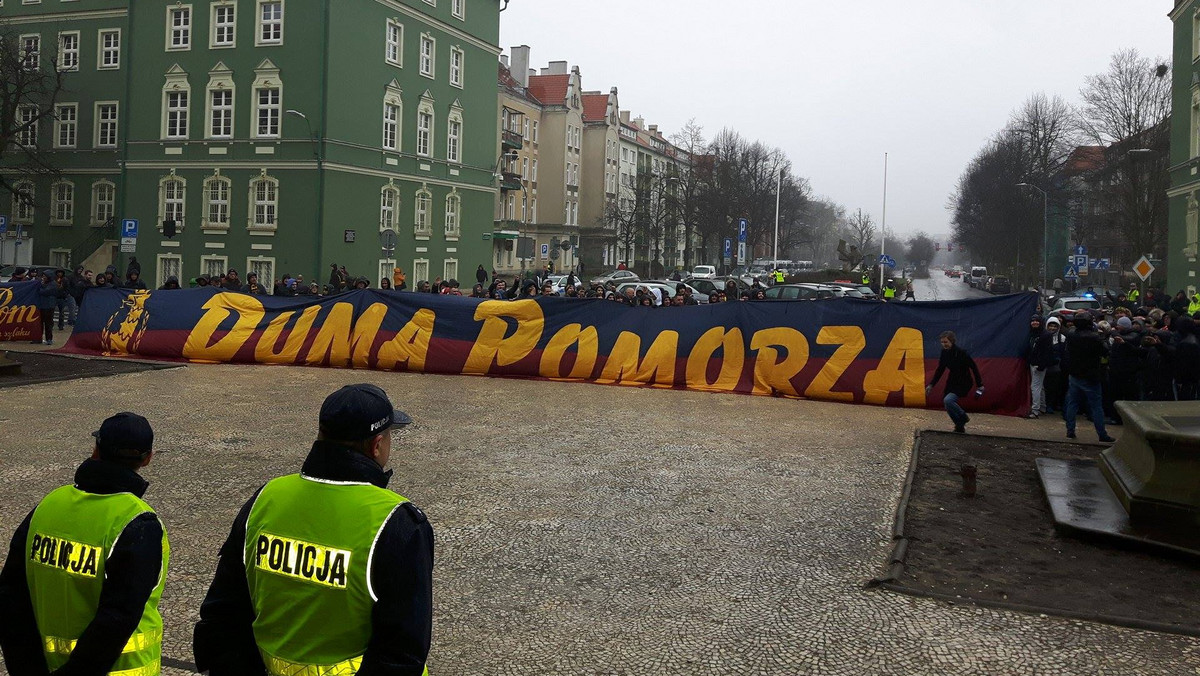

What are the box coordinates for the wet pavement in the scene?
[912,271,993,302]
[0,345,1196,674]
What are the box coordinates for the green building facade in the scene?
[3,0,500,289]
[1169,0,1200,295]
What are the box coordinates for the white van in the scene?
[970,266,988,288]
[691,265,717,279]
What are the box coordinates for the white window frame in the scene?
[211,2,237,48]
[419,33,435,78]
[247,256,276,291]
[414,187,432,236]
[158,173,187,232]
[58,31,80,71]
[50,181,74,225]
[383,82,402,151]
[416,98,434,157]
[248,173,279,232]
[443,258,458,282]
[91,179,115,226]
[157,254,183,289]
[412,258,430,284]
[451,0,465,19]
[166,5,193,51]
[20,34,40,72]
[256,0,284,46]
[202,173,232,231]
[162,66,191,140]
[165,90,190,140]
[95,101,119,148]
[53,103,77,149]
[444,190,460,239]
[17,105,38,147]
[449,46,464,88]
[385,19,403,67]
[208,88,234,139]
[12,181,34,223]
[446,109,462,163]
[380,183,399,231]
[251,61,283,139]
[532,120,538,143]
[50,249,72,271]
[97,29,120,69]
[201,255,229,278]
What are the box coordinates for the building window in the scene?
[380,185,399,231]
[209,89,233,138]
[91,180,115,226]
[449,47,464,88]
[203,174,232,229]
[58,32,79,71]
[212,3,236,47]
[452,0,465,19]
[416,102,433,157]
[446,113,462,163]
[157,255,183,289]
[414,188,431,235]
[160,175,186,230]
[419,34,434,78]
[98,29,120,69]
[96,102,118,148]
[383,100,400,150]
[521,157,528,179]
[412,258,429,284]
[17,105,37,147]
[50,249,72,271]
[249,175,279,230]
[166,91,189,139]
[445,192,460,238]
[168,6,191,50]
[21,34,40,71]
[247,257,275,290]
[255,87,281,137]
[201,255,229,278]
[532,121,538,143]
[12,181,34,223]
[532,159,537,182]
[54,104,77,148]
[443,259,458,282]
[51,181,74,224]
[258,0,283,45]
[385,20,403,66]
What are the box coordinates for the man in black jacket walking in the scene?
[1064,311,1116,442]
[926,331,984,434]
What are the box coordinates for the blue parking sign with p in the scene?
[122,218,139,238]
[723,238,732,257]
[0,215,7,233]
[737,218,748,243]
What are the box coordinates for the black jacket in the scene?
[193,442,434,676]
[0,460,164,676]
[1065,328,1109,381]
[929,345,983,397]
[1028,330,1056,369]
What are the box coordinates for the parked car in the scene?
[762,283,840,300]
[616,280,709,304]
[1049,295,1102,313]
[828,282,878,300]
[589,269,640,286]
[690,265,717,279]
[987,275,1012,294]
[547,275,583,294]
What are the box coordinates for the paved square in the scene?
[0,360,1196,674]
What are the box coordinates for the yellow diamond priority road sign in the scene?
[1133,256,1155,281]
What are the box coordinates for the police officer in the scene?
[194,384,432,676]
[883,279,897,301]
[861,271,871,286]
[772,268,785,285]
[1128,283,1140,305]
[0,413,168,676]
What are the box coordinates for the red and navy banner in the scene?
[62,289,1037,415]
[0,282,44,342]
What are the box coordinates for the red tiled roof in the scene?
[1062,146,1105,175]
[582,94,609,122]
[527,74,569,106]
[497,63,520,89]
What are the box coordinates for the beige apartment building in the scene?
[494,46,542,275]
[579,88,621,271]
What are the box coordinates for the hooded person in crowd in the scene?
[158,276,181,290]
[122,270,148,291]
[243,272,269,295]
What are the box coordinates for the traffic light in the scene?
[947,242,954,252]
[935,242,941,252]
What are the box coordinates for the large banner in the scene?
[62,289,1038,415]
[0,282,44,342]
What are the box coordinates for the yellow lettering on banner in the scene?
[685,326,744,392]
[462,300,544,374]
[302,303,355,367]
[376,309,436,371]
[183,293,266,362]
[863,327,926,406]
[749,327,809,397]
[254,306,322,364]
[538,324,599,380]
[804,326,864,403]
[597,330,679,387]
[349,303,388,368]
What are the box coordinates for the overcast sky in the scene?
[498,1,1170,239]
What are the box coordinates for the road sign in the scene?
[723,256,732,266]
[737,242,746,263]
[723,237,733,258]
[121,218,139,238]
[1074,245,1087,256]
[1133,256,1156,281]
[540,243,549,258]
[0,216,7,234]
[1064,265,1079,279]
[1073,254,1089,270]
[879,254,897,268]
[120,237,137,246]
[1097,258,1110,270]
[737,218,748,243]
[120,242,136,253]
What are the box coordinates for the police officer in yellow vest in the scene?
[861,272,871,286]
[1189,291,1200,316]
[772,268,786,285]
[0,413,168,676]
[883,280,897,301]
[194,384,431,676]
[1128,283,1140,305]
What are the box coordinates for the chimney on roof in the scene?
[634,116,645,130]
[620,111,630,124]
[547,60,568,75]
[649,125,658,135]
[528,69,536,82]
[500,54,509,68]
[510,45,530,87]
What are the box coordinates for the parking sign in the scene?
[122,218,139,238]
[0,215,7,234]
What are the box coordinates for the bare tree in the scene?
[845,209,875,253]
[1078,49,1171,147]
[670,119,706,269]
[0,27,67,206]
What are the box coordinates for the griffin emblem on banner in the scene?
[100,291,151,355]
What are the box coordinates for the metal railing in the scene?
[69,218,117,270]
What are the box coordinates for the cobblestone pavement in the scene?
[0,362,1196,675]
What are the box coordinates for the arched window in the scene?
[248,173,278,231]
[380,183,399,231]
[414,186,431,235]
[203,173,232,230]
[50,181,74,224]
[444,190,460,238]
[446,107,463,164]
[91,180,115,226]
[383,81,402,151]
[12,181,34,223]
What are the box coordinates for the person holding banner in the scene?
[926,331,984,434]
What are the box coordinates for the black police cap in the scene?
[319,384,411,441]
[92,412,154,458]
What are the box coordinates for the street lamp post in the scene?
[773,167,783,269]
[288,109,324,283]
[1016,182,1048,294]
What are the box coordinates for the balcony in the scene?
[502,128,524,150]
[500,172,523,192]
